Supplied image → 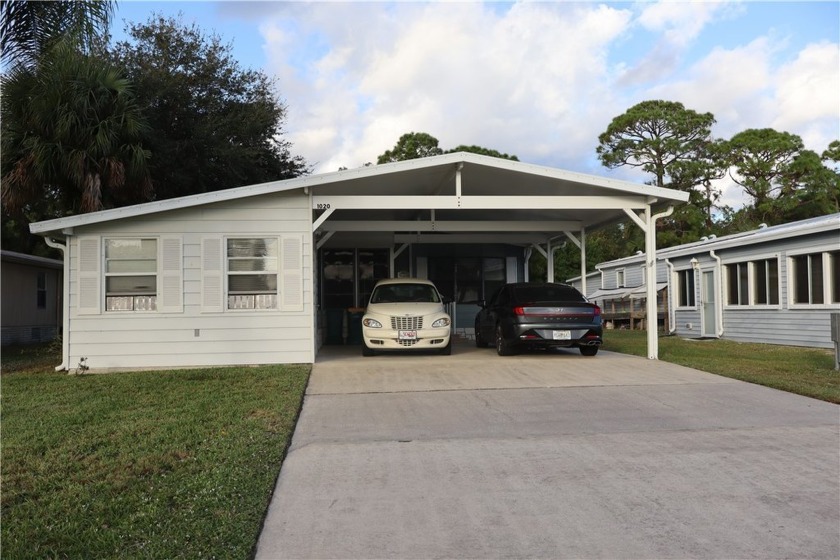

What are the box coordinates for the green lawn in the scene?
[1,347,310,559]
[602,329,840,404]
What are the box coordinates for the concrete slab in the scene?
[256,342,840,559]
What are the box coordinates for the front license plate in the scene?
[399,330,418,340]
[552,330,571,340]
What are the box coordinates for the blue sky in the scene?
[112,1,840,208]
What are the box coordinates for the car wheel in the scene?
[495,324,515,356]
[475,320,489,348]
[439,339,452,355]
[579,346,598,357]
[362,343,376,357]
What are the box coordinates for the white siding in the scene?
[65,192,314,369]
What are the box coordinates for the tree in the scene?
[0,0,113,69]
[1,43,152,216]
[725,128,804,225]
[377,132,444,164]
[597,100,716,189]
[108,15,307,200]
[446,145,519,161]
[0,0,151,254]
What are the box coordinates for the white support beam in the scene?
[313,195,648,211]
[531,243,548,259]
[315,231,335,250]
[623,208,647,232]
[580,228,587,296]
[394,234,547,244]
[319,220,583,232]
[312,207,335,231]
[563,231,581,249]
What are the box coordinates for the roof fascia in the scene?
[29,151,688,236]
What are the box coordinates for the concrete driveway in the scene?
[256,342,840,559]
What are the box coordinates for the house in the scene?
[28,152,689,370]
[569,213,840,348]
[1,250,63,346]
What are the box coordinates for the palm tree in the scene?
[1,1,153,255]
[1,0,114,69]
[2,41,152,215]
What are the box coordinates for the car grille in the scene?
[397,339,419,347]
[391,316,423,330]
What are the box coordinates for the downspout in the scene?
[709,250,724,337]
[44,237,69,372]
[664,258,676,334]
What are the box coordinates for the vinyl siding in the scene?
[65,191,314,369]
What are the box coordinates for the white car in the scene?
[361,278,452,356]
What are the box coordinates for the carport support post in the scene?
[643,205,674,359]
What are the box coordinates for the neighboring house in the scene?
[28,152,688,370]
[569,214,840,349]
[1,250,63,346]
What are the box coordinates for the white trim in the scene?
[30,152,688,236]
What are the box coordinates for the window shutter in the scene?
[159,237,183,313]
[77,236,101,315]
[201,237,224,312]
[281,235,304,311]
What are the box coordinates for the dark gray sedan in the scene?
[475,282,603,356]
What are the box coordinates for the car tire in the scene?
[495,324,515,356]
[579,346,598,357]
[439,339,452,355]
[475,320,489,348]
[362,343,376,357]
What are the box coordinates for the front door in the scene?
[701,270,717,337]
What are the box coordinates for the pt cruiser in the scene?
[361,278,452,356]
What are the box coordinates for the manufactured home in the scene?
[1,250,63,345]
[29,153,689,370]
[570,214,840,348]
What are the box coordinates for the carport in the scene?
[310,153,689,359]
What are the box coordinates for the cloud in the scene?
[262,2,633,172]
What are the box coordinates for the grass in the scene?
[1,345,310,559]
[602,329,840,404]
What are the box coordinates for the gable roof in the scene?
[30,152,689,238]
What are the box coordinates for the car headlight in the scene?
[363,318,382,328]
[431,317,451,328]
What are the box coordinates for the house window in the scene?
[37,272,47,309]
[227,238,278,310]
[616,269,625,288]
[676,269,695,307]
[752,259,779,305]
[832,252,840,304]
[105,239,157,311]
[725,263,749,305]
[791,252,837,305]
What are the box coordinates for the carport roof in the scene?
[30,152,689,240]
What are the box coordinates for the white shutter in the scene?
[281,235,304,311]
[77,236,101,315]
[201,237,224,312]
[159,237,183,313]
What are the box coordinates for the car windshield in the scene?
[370,283,441,304]
[512,285,585,304]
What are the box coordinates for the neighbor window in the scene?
[616,269,625,288]
[831,251,840,304]
[36,272,47,309]
[676,269,695,307]
[105,238,158,311]
[227,238,278,310]
[725,262,749,306]
[791,251,838,305]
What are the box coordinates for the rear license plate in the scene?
[399,330,418,340]
[552,330,571,340]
